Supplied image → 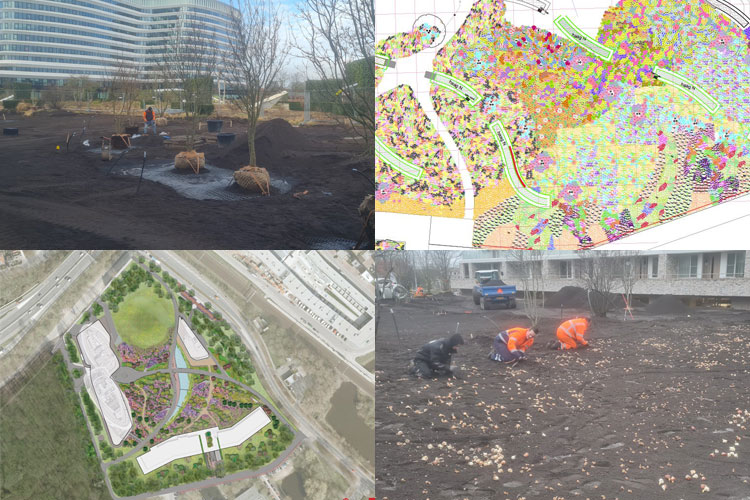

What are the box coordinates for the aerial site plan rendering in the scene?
[0,250,375,500]
[375,0,750,249]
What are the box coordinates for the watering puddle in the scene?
[112,162,291,201]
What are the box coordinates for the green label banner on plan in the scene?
[489,121,552,208]
[375,136,425,181]
[554,15,614,61]
[375,53,396,69]
[425,71,482,107]
[652,66,721,115]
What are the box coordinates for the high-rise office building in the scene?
[0,0,238,85]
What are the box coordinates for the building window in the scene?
[559,260,572,279]
[726,251,745,278]
[676,254,699,278]
[651,256,658,278]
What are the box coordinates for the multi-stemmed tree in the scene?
[106,56,140,135]
[223,0,288,168]
[158,21,218,154]
[295,0,375,149]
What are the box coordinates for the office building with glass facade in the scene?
[0,0,237,85]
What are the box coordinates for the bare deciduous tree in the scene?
[510,250,546,325]
[158,22,217,151]
[106,56,140,134]
[62,76,97,107]
[618,251,641,319]
[430,251,458,293]
[224,0,288,167]
[295,0,375,148]
[577,251,619,317]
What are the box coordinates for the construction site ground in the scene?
[0,110,372,249]
[376,294,750,500]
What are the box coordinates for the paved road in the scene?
[162,250,374,394]
[151,251,375,493]
[216,251,374,385]
[0,251,95,354]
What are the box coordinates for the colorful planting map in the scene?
[375,0,750,249]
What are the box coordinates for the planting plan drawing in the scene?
[375,0,750,249]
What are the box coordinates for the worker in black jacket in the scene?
[409,334,464,378]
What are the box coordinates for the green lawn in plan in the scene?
[0,352,108,499]
[112,282,175,349]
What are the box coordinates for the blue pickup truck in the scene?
[472,270,517,310]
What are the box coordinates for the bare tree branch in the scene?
[295,0,374,148]
[105,56,139,134]
[157,21,218,151]
[223,0,289,167]
[577,251,620,317]
[510,250,546,325]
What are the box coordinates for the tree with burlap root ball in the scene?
[222,0,288,195]
[158,22,217,174]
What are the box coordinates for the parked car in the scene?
[472,270,517,310]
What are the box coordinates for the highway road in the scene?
[218,251,375,384]
[0,251,95,355]
[150,251,375,494]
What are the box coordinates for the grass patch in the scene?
[111,282,174,349]
[356,351,375,373]
[0,352,108,499]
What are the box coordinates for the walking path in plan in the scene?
[506,0,550,14]
[376,6,477,224]
[706,0,750,29]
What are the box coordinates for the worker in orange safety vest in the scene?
[552,317,590,350]
[489,327,537,362]
[143,106,156,134]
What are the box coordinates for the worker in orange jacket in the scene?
[143,106,156,134]
[552,317,590,350]
[489,327,537,362]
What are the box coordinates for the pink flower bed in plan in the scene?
[118,343,169,371]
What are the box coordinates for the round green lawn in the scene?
[111,283,175,349]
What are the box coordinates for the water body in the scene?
[169,346,190,421]
[325,381,374,467]
[280,471,306,500]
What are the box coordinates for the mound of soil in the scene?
[253,118,309,166]
[255,118,308,150]
[645,294,689,315]
[545,285,588,308]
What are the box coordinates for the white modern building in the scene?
[77,320,133,445]
[136,406,271,474]
[177,317,209,360]
[452,250,750,301]
[249,250,375,349]
[0,0,238,85]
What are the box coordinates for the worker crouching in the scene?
[489,327,537,363]
[552,317,590,350]
[409,334,464,378]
